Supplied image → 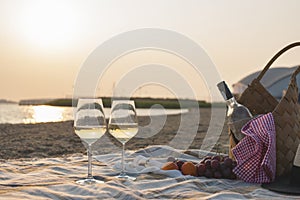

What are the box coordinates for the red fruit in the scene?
[213,171,222,179]
[221,167,231,178]
[205,159,212,168]
[181,162,197,176]
[211,160,220,170]
[176,160,185,170]
[220,162,226,171]
[161,162,179,170]
[204,156,211,161]
[196,163,206,176]
[204,169,213,178]
[212,155,221,162]
[200,156,212,164]
[224,157,233,167]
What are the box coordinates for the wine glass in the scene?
[108,100,138,180]
[74,98,107,185]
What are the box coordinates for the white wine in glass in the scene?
[108,123,138,144]
[108,100,138,180]
[74,98,107,185]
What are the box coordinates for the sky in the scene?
[0,0,300,102]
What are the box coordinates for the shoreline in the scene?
[18,97,215,108]
[0,108,229,160]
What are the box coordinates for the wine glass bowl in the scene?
[74,98,107,185]
[108,100,138,180]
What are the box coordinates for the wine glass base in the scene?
[75,178,104,185]
[115,173,136,181]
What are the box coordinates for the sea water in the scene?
[0,104,188,124]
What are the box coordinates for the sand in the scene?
[0,107,229,160]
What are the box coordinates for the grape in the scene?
[204,156,212,160]
[223,157,233,167]
[221,167,231,178]
[220,162,227,171]
[200,156,211,164]
[205,159,212,168]
[176,160,185,170]
[196,163,206,176]
[211,160,220,170]
[204,169,213,178]
[223,156,229,160]
[212,155,221,162]
[213,171,222,179]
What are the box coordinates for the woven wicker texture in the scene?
[238,79,278,116]
[236,42,300,177]
[229,130,237,160]
[272,68,300,176]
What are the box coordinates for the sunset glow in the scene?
[0,0,300,102]
[18,1,80,49]
[22,105,71,123]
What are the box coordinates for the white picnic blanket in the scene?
[0,145,298,199]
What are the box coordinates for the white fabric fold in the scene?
[111,155,183,177]
[95,145,224,178]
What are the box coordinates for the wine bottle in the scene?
[217,81,253,142]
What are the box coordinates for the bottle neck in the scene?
[226,97,238,108]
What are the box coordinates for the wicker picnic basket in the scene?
[232,42,300,177]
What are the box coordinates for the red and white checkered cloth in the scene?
[232,113,276,183]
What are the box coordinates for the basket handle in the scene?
[257,42,300,81]
[291,65,300,80]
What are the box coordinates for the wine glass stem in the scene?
[121,143,125,174]
[87,144,93,179]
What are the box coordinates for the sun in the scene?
[19,1,79,49]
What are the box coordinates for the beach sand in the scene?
[0,107,229,160]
